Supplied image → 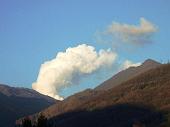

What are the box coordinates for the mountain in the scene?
[0,84,57,127]
[95,59,161,90]
[22,63,170,127]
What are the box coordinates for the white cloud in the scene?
[32,44,117,100]
[122,60,141,70]
[107,18,157,44]
[32,18,154,100]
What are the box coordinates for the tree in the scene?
[22,117,32,127]
[37,114,48,127]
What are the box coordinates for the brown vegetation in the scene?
[18,63,170,126]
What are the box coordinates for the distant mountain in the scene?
[0,84,57,127]
[22,62,170,127]
[95,59,161,90]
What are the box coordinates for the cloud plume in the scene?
[32,18,154,100]
[32,44,117,100]
[107,18,157,44]
[122,60,141,69]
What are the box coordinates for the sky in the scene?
[0,0,170,99]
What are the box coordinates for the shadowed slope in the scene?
[0,84,57,127]
[18,63,170,127]
[48,104,163,127]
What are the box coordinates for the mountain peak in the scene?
[95,59,161,91]
[142,59,161,66]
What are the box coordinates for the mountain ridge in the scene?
[0,84,58,127]
[19,62,170,127]
[95,59,161,90]
[0,84,55,102]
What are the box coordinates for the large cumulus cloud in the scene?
[32,18,156,100]
[32,44,117,100]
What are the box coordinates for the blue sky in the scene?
[0,0,170,98]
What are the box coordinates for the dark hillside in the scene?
[18,64,170,127]
[48,104,163,127]
[0,84,57,127]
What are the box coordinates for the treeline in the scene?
[19,114,51,127]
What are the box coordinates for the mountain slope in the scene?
[28,63,170,127]
[95,59,161,90]
[0,84,57,127]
